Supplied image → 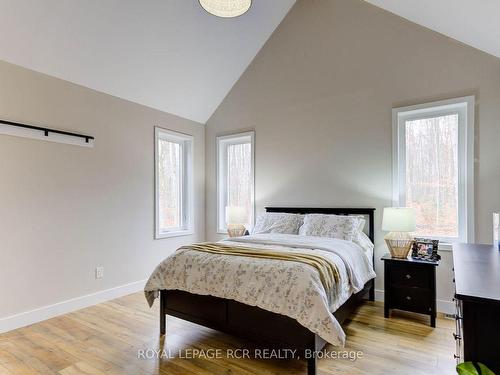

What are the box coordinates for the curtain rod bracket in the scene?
[0,119,94,144]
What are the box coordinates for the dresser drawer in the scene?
[390,286,432,314]
[389,264,432,289]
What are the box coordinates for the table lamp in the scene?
[226,206,247,237]
[382,207,416,258]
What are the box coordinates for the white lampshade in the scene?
[199,0,252,18]
[382,207,416,232]
[226,206,247,225]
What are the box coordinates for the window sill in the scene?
[156,230,194,239]
[438,243,453,252]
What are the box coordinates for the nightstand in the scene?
[382,254,438,327]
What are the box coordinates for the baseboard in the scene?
[436,299,455,315]
[374,289,455,315]
[0,279,146,334]
[1,283,455,334]
[374,288,385,302]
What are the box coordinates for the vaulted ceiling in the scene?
[0,0,498,124]
[364,0,500,60]
[0,0,296,123]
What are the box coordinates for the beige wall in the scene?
[2,0,500,321]
[0,60,205,319]
[205,0,500,310]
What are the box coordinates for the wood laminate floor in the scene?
[0,293,456,375]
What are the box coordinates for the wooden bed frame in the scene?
[159,207,375,375]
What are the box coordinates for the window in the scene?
[217,131,255,233]
[392,96,474,244]
[155,127,193,238]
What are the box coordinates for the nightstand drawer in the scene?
[389,264,431,289]
[390,286,432,314]
[382,254,438,327]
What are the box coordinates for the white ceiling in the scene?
[0,0,295,123]
[365,0,500,60]
[1,1,498,124]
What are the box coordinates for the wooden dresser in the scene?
[453,243,500,372]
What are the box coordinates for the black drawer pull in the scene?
[454,354,460,359]
[453,333,461,341]
[406,296,412,301]
[405,274,412,279]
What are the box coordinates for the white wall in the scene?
[205,0,500,313]
[0,60,205,328]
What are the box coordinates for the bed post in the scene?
[307,356,317,375]
[368,209,375,302]
[369,279,375,301]
[160,290,166,335]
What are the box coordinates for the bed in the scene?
[145,207,376,375]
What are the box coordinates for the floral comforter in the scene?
[144,233,376,346]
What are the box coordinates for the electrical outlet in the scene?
[95,266,104,279]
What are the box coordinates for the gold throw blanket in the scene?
[178,242,340,290]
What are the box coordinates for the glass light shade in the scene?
[226,206,247,225]
[199,0,251,18]
[382,207,416,232]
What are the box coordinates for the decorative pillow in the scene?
[298,214,365,241]
[252,213,304,234]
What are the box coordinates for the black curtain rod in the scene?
[0,119,94,143]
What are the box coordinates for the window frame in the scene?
[154,127,194,239]
[216,131,255,234]
[392,96,475,246]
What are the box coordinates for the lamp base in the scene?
[227,224,246,238]
[385,231,414,259]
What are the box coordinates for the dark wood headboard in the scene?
[265,206,376,254]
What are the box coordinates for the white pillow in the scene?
[298,214,365,241]
[355,231,374,251]
[353,231,374,266]
[252,213,304,234]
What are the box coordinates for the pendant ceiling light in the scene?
[199,0,252,18]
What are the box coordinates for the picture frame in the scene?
[411,238,440,261]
